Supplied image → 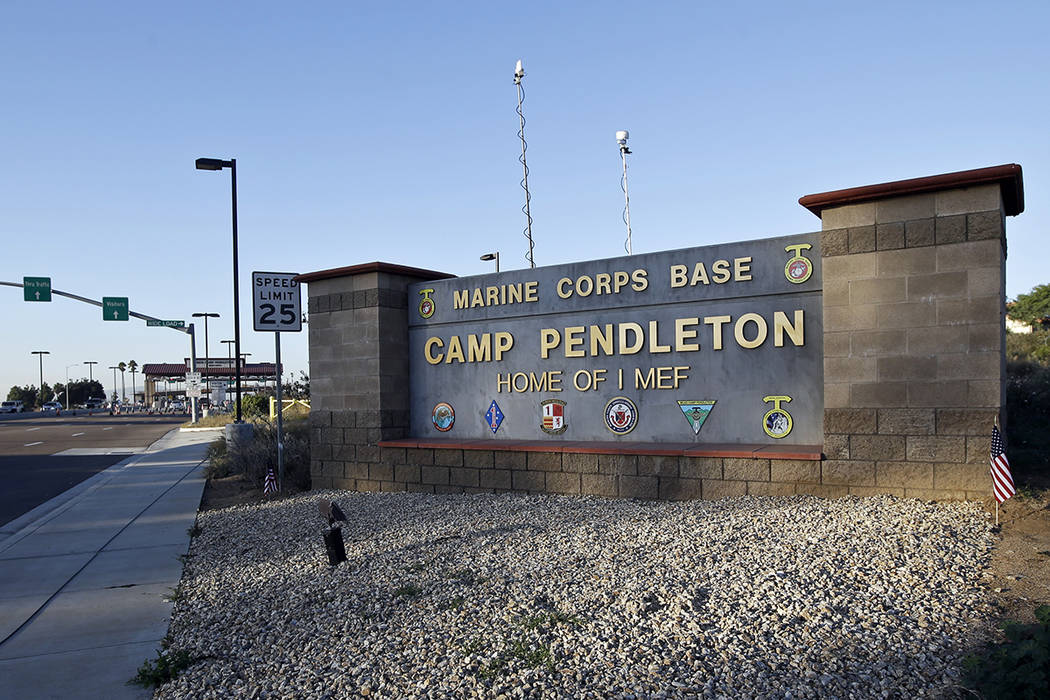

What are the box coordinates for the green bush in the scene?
[1006,360,1050,479]
[964,605,1050,699]
[240,393,271,418]
[1007,330,1050,364]
[203,418,310,491]
[128,649,196,688]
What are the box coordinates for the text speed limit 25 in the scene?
[252,271,302,332]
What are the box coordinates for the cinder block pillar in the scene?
[800,164,1023,499]
[295,263,453,490]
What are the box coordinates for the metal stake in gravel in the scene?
[319,500,347,566]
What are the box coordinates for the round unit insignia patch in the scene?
[604,396,638,435]
[432,402,454,432]
[784,244,814,284]
[761,395,793,439]
[418,288,436,319]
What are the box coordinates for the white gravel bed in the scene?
[158,492,996,699]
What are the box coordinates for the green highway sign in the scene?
[103,297,129,321]
[146,319,185,328]
[24,277,52,302]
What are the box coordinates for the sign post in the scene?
[23,277,52,302]
[252,271,303,491]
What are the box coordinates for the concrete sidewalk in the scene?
[0,428,219,699]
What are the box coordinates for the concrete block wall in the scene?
[819,183,1006,500]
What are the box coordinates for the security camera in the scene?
[616,130,629,145]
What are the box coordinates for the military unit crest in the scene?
[418,288,436,319]
[784,244,813,284]
[427,394,794,440]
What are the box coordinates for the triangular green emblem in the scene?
[678,400,715,435]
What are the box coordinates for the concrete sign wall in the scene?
[408,232,823,444]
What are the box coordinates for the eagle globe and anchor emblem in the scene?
[762,395,793,439]
[418,288,436,319]
[784,244,813,284]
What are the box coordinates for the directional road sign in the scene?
[102,297,129,321]
[146,319,185,328]
[252,271,302,332]
[185,372,203,398]
[24,277,52,302]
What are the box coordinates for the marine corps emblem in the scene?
[762,395,793,439]
[784,244,813,284]
[418,288,436,319]
[540,399,566,435]
[604,396,638,435]
[432,402,454,432]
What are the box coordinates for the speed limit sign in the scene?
[252,271,302,332]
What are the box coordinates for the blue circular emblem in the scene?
[604,396,638,435]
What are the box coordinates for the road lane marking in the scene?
[72,432,85,436]
[24,441,43,447]
[103,427,113,431]
[26,427,40,431]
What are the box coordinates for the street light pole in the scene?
[192,312,220,409]
[84,361,97,384]
[195,157,242,422]
[480,252,500,272]
[31,351,49,409]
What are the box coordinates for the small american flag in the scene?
[263,466,278,495]
[989,425,1015,503]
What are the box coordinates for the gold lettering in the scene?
[670,264,687,288]
[573,370,592,391]
[494,332,514,360]
[528,372,549,392]
[556,278,573,299]
[613,271,630,293]
[675,317,700,352]
[734,312,767,348]
[471,288,484,308]
[631,269,648,291]
[424,337,444,364]
[507,284,522,304]
[735,256,752,281]
[656,366,673,389]
[575,275,593,297]
[486,286,499,306]
[691,263,710,286]
[619,322,644,355]
[635,367,656,389]
[673,366,689,388]
[512,372,529,392]
[711,259,731,284]
[648,320,670,353]
[774,309,805,347]
[704,315,732,350]
[446,335,465,363]
[595,273,612,295]
[453,290,469,309]
[590,324,614,356]
[524,281,538,302]
[548,370,563,391]
[496,373,511,393]
[467,333,491,362]
[539,328,560,359]
[565,326,586,357]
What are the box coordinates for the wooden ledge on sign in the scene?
[377,438,823,461]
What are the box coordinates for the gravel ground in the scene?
[158,492,997,699]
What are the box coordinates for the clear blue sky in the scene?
[2,1,1047,398]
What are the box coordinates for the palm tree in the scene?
[117,362,126,401]
[128,360,138,408]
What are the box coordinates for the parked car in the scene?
[0,400,25,413]
[85,397,106,410]
[42,401,63,411]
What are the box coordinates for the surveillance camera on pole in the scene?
[617,130,634,255]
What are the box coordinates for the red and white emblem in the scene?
[604,396,638,435]
[541,399,566,435]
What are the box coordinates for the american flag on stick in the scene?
[990,424,1015,504]
[263,466,278,495]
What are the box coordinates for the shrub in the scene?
[128,649,196,688]
[1006,361,1050,479]
[964,605,1050,698]
[206,418,311,491]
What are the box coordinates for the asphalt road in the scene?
[0,413,188,527]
